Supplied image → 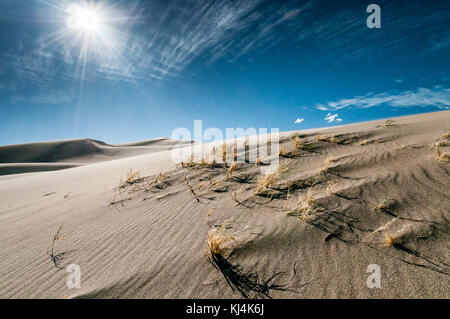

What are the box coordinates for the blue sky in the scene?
[0,0,449,145]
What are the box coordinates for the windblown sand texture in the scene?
[0,111,449,298]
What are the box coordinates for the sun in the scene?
[67,4,101,33]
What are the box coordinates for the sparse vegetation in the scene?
[227,163,238,179]
[435,132,450,162]
[182,157,223,169]
[184,177,200,202]
[48,223,68,268]
[149,171,170,187]
[317,133,369,145]
[316,135,328,142]
[222,143,227,164]
[359,139,375,145]
[282,134,319,154]
[318,156,335,174]
[207,224,237,258]
[326,180,336,194]
[287,185,320,221]
[384,119,397,127]
[207,224,291,298]
[293,136,303,149]
[374,119,397,128]
[253,171,278,196]
[279,147,300,158]
[375,198,399,215]
[120,168,142,187]
[385,232,396,246]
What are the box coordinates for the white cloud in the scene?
[324,113,338,123]
[324,113,343,124]
[316,86,450,111]
[295,118,304,124]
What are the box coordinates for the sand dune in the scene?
[0,138,191,176]
[0,111,449,299]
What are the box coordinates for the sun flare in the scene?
[67,4,101,33]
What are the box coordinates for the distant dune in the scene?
[0,111,448,299]
[0,138,191,175]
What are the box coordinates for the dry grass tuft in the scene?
[181,152,197,168]
[442,131,450,139]
[326,180,337,194]
[287,185,318,220]
[120,169,142,187]
[126,169,141,183]
[207,224,290,298]
[222,143,227,163]
[253,171,278,195]
[384,119,397,127]
[293,136,303,149]
[359,139,374,145]
[385,233,396,246]
[279,147,300,157]
[290,134,318,152]
[375,119,397,128]
[435,132,450,162]
[207,224,237,258]
[435,147,450,162]
[149,171,170,186]
[316,135,327,142]
[317,133,366,145]
[375,198,399,215]
[316,134,341,144]
[198,158,221,168]
[181,156,223,169]
[329,135,341,144]
[318,156,335,174]
[227,163,238,179]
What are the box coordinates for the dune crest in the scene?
[0,138,191,175]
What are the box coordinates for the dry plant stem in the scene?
[227,163,238,179]
[48,223,67,268]
[185,177,200,202]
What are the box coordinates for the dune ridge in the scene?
[0,138,191,176]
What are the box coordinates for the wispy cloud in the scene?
[1,0,449,89]
[0,0,309,87]
[294,118,304,124]
[316,86,450,111]
[11,93,73,105]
